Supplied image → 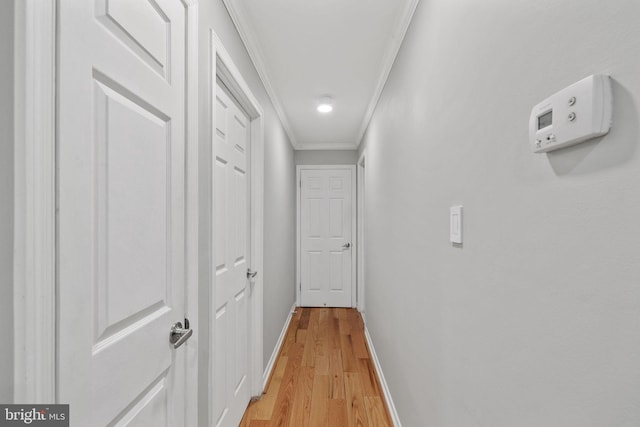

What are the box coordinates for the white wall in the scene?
[294,149,358,165]
[263,124,296,369]
[197,1,296,410]
[359,1,640,425]
[0,0,14,404]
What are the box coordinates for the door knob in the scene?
[342,242,351,249]
[247,268,258,279]
[170,320,193,349]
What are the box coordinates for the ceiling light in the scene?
[317,104,333,113]
[317,96,333,113]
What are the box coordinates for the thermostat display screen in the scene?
[538,110,553,129]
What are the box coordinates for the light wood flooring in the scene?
[240,307,393,427]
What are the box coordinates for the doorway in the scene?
[357,152,366,314]
[296,165,356,308]
[55,1,193,425]
[205,31,266,427]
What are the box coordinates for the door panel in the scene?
[95,0,170,79]
[212,80,252,427]
[57,1,187,425]
[300,168,354,307]
[330,253,344,291]
[93,77,171,343]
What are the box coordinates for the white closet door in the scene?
[57,0,189,425]
[211,79,252,427]
[300,168,354,308]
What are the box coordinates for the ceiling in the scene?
[223,0,419,150]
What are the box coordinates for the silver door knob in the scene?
[247,269,258,279]
[342,242,351,249]
[170,320,193,349]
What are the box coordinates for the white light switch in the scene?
[450,206,463,244]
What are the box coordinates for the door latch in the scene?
[170,319,193,349]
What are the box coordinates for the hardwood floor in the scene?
[240,308,393,427]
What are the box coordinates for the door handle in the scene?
[342,242,351,249]
[170,320,193,349]
[247,268,258,279]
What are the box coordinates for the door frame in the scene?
[208,31,265,404]
[356,151,366,315]
[13,0,57,403]
[296,165,357,308]
[14,3,201,425]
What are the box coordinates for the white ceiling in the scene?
[223,0,419,150]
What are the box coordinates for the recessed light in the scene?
[317,104,333,113]
[317,96,333,113]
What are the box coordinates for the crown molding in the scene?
[221,0,300,149]
[294,142,359,151]
[354,0,420,147]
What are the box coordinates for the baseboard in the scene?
[364,323,402,427]
[262,302,297,389]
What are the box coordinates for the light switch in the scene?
[450,206,463,244]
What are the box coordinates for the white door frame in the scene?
[296,165,357,308]
[13,0,57,403]
[14,4,201,425]
[182,3,201,427]
[208,31,265,403]
[356,152,366,315]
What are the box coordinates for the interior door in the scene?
[300,167,355,307]
[212,79,252,426]
[57,0,189,425]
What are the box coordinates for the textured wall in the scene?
[359,0,640,425]
[0,0,14,404]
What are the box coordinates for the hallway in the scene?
[241,308,392,426]
[6,0,640,425]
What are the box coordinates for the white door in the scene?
[300,167,355,307]
[57,1,189,425]
[212,79,252,426]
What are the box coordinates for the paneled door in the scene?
[211,79,252,426]
[299,167,356,307]
[57,1,189,425]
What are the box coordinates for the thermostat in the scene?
[529,74,612,153]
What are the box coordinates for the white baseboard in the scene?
[262,302,297,389]
[364,323,402,427]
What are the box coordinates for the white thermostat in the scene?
[529,74,612,153]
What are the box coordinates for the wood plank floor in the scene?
[240,308,393,427]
